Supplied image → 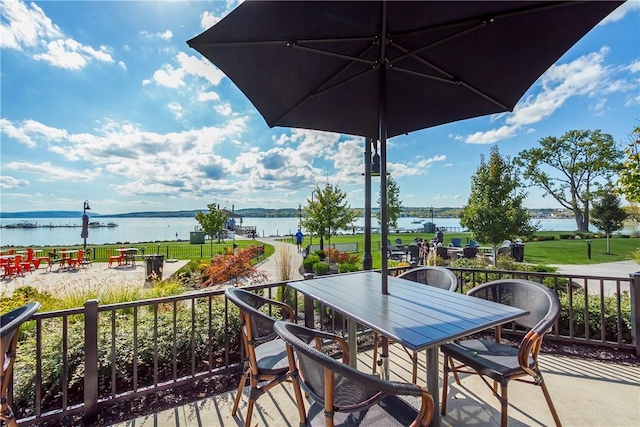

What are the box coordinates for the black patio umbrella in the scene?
[188,0,623,292]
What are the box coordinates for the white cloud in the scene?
[600,1,640,25]
[1,0,115,69]
[464,46,632,145]
[0,175,29,189]
[3,161,96,182]
[198,91,220,102]
[0,0,61,50]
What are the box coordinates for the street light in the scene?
[310,189,319,247]
[81,200,91,251]
[298,204,302,229]
[430,206,434,225]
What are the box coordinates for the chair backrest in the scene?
[436,246,449,259]
[501,240,512,247]
[462,247,478,259]
[468,239,478,248]
[467,279,560,333]
[225,287,294,343]
[2,302,41,404]
[394,238,404,248]
[398,266,457,292]
[274,321,428,416]
[497,246,511,257]
[451,238,462,247]
[408,245,420,260]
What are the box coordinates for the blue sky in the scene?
[1,1,639,215]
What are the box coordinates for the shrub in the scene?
[338,263,360,273]
[314,250,326,260]
[313,262,330,275]
[303,254,320,272]
[559,234,573,240]
[12,296,239,419]
[557,290,631,343]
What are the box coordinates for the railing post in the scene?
[630,272,640,356]
[83,299,100,425]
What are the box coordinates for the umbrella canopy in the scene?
[187,0,624,293]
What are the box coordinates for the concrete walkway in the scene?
[253,236,305,282]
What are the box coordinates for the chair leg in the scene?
[539,377,562,426]
[450,357,461,385]
[232,370,248,416]
[411,350,418,384]
[441,355,449,416]
[244,376,259,427]
[372,332,379,375]
[499,383,508,427]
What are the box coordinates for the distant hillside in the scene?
[1,207,564,219]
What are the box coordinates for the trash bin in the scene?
[510,243,525,262]
[145,254,164,285]
[423,222,436,233]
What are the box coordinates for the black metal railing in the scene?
[9,267,638,426]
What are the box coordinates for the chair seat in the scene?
[254,338,289,375]
[307,394,419,426]
[441,339,534,382]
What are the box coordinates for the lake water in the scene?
[1,216,637,247]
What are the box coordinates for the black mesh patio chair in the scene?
[441,279,562,427]
[373,266,458,383]
[1,302,40,427]
[462,247,479,259]
[274,321,434,427]
[435,246,449,260]
[225,287,301,427]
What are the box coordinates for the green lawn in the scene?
[298,231,640,266]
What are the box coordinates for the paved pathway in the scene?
[253,236,305,282]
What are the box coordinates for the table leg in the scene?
[348,318,357,369]
[303,295,314,329]
[426,347,440,427]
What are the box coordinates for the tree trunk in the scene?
[574,210,590,231]
[606,234,611,254]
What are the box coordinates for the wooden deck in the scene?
[111,343,639,427]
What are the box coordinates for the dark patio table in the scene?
[288,270,528,427]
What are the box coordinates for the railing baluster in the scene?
[83,299,99,425]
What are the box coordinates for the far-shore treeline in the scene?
[2,207,574,219]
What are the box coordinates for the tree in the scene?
[300,184,357,248]
[195,203,228,244]
[591,185,627,254]
[202,245,268,288]
[515,129,623,231]
[375,175,402,228]
[460,146,538,265]
[617,126,640,203]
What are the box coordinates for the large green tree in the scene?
[515,129,623,231]
[591,185,627,254]
[376,175,402,229]
[195,203,228,244]
[301,184,357,248]
[617,126,640,203]
[460,146,538,264]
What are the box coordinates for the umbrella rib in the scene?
[290,43,376,67]
[271,43,379,126]
[391,66,510,111]
[390,40,511,111]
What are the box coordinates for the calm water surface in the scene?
[1,216,637,247]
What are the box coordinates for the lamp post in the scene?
[362,138,383,271]
[310,189,318,247]
[298,204,302,229]
[81,200,91,251]
[430,206,434,226]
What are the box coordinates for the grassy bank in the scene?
[289,231,640,266]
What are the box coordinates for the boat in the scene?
[107,222,118,227]
[88,221,103,228]
[411,220,423,224]
[4,221,37,228]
